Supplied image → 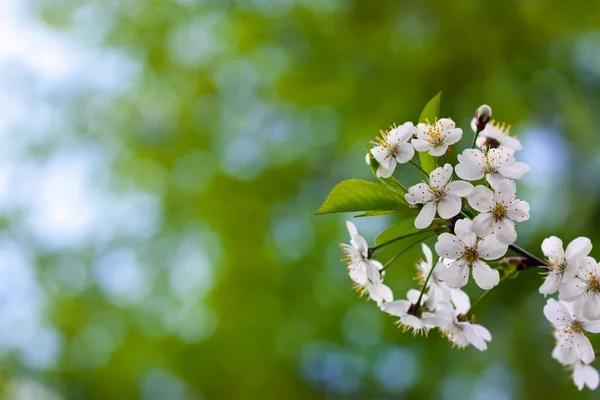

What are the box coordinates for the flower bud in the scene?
[474,104,492,132]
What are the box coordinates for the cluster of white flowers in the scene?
[541,236,600,390]
[335,104,600,391]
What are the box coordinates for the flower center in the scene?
[463,246,479,263]
[569,320,585,335]
[588,275,600,293]
[491,203,508,221]
[429,185,447,201]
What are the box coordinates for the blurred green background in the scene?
[2,0,600,398]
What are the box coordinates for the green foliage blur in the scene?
[4,0,600,399]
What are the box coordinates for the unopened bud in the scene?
[474,104,492,132]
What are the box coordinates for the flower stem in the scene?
[471,128,481,149]
[409,160,429,178]
[414,261,435,314]
[381,233,436,272]
[508,244,548,268]
[369,230,434,256]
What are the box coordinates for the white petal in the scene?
[376,157,396,178]
[477,234,508,260]
[574,362,600,391]
[411,138,432,152]
[434,233,463,259]
[450,289,471,315]
[566,237,593,262]
[436,260,469,288]
[414,202,436,229]
[493,218,517,245]
[553,344,578,366]
[498,161,530,179]
[558,276,587,302]
[346,221,358,237]
[406,289,422,304]
[429,144,449,157]
[574,333,595,364]
[429,164,453,188]
[405,183,433,205]
[447,180,474,197]
[453,218,477,247]
[542,236,565,262]
[468,186,494,212]
[582,293,600,322]
[445,128,462,145]
[472,260,500,290]
[471,213,494,239]
[543,298,572,327]
[485,172,504,187]
[506,200,530,222]
[368,282,394,306]
[471,323,492,342]
[539,270,562,295]
[492,179,517,204]
[437,193,462,219]
[380,300,411,317]
[455,151,485,181]
[583,319,600,333]
[461,322,487,351]
[395,142,415,164]
[396,121,415,142]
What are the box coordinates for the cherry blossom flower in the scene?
[405,164,473,229]
[434,306,492,351]
[559,256,600,321]
[468,179,530,245]
[358,267,393,306]
[543,298,600,364]
[381,289,430,335]
[553,345,600,391]
[340,221,379,285]
[366,122,415,178]
[417,244,471,313]
[476,120,522,151]
[434,219,508,290]
[455,148,530,186]
[540,236,592,295]
[573,361,600,391]
[340,222,393,305]
[412,118,462,157]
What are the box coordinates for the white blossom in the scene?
[366,122,415,178]
[540,236,592,295]
[340,222,392,305]
[559,256,600,321]
[476,120,522,151]
[455,148,530,186]
[468,179,530,245]
[340,221,378,285]
[573,361,600,391]
[417,244,471,314]
[543,298,600,364]
[405,164,473,229]
[434,306,492,351]
[434,219,508,290]
[380,289,433,335]
[412,118,462,157]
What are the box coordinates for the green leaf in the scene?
[354,206,418,218]
[375,218,420,246]
[315,179,408,215]
[367,148,408,198]
[354,210,399,218]
[417,92,442,174]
